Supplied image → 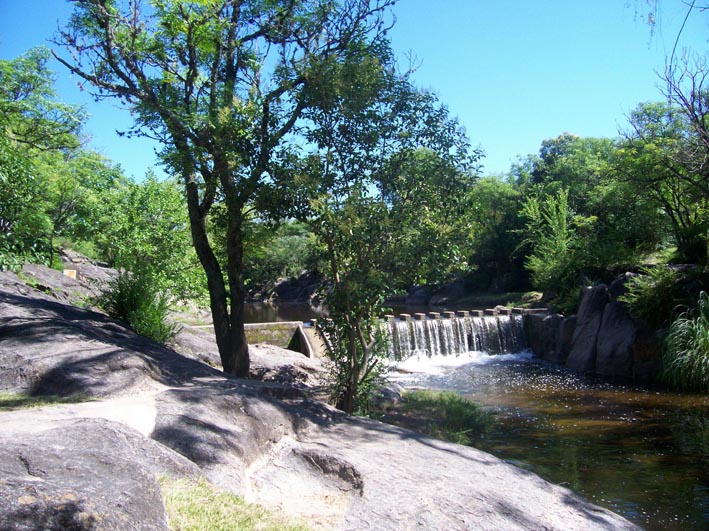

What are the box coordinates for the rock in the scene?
[171,324,327,389]
[542,314,565,363]
[560,315,577,360]
[608,272,636,301]
[371,382,404,409]
[524,313,546,357]
[524,313,568,363]
[151,385,299,492]
[271,270,323,304]
[595,301,636,379]
[59,247,118,287]
[246,400,640,531]
[566,284,608,373]
[631,321,662,382]
[405,285,430,306]
[0,271,223,397]
[0,418,200,531]
[0,266,641,531]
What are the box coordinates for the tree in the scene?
[282,38,477,412]
[0,47,85,268]
[54,0,395,376]
[619,57,709,263]
[465,176,527,292]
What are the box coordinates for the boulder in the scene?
[0,266,642,531]
[595,301,635,379]
[560,315,577,360]
[0,418,200,531]
[151,385,300,492]
[631,321,662,382]
[566,284,608,373]
[272,270,323,303]
[524,313,571,363]
[405,285,430,306]
[0,271,223,397]
[524,313,547,357]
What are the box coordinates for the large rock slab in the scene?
[595,301,635,379]
[0,271,223,397]
[151,385,301,492]
[0,266,641,530]
[566,284,608,373]
[247,400,640,531]
[0,418,200,531]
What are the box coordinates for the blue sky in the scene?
[1,1,707,179]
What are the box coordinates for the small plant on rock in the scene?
[96,269,176,344]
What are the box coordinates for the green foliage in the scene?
[662,292,709,391]
[620,266,688,329]
[520,189,586,312]
[96,270,177,344]
[320,317,389,415]
[394,390,493,445]
[159,476,310,531]
[83,173,205,300]
[243,220,319,290]
[281,38,478,411]
[620,79,709,264]
[465,176,527,292]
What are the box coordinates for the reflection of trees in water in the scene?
[243,303,326,324]
[400,356,709,530]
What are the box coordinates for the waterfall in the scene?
[387,312,527,360]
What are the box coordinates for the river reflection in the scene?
[391,353,709,531]
[243,302,326,323]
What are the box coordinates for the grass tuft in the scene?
[0,392,93,411]
[159,476,311,531]
[379,389,493,445]
[662,291,709,392]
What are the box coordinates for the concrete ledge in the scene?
[242,321,310,356]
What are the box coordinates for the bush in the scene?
[96,270,176,343]
[662,291,709,392]
[620,266,709,331]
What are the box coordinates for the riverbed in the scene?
[391,352,709,531]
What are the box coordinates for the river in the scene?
[391,351,709,531]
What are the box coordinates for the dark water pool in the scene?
[392,352,709,530]
[243,302,325,323]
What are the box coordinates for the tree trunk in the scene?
[225,202,250,377]
[184,177,238,374]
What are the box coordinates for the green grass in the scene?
[159,476,311,531]
[0,392,93,410]
[662,291,709,391]
[379,390,493,445]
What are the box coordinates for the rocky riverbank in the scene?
[0,262,640,530]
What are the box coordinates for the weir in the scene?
[386,310,527,359]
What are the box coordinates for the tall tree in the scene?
[54,0,394,376]
[282,39,477,412]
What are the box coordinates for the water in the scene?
[243,302,325,323]
[388,314,526,358]
[391,352,709,531]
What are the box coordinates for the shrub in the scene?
[662,291,709,392]
[96,270,176,343]
[621,266,709,330]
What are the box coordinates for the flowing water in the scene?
[391,351,709,530]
